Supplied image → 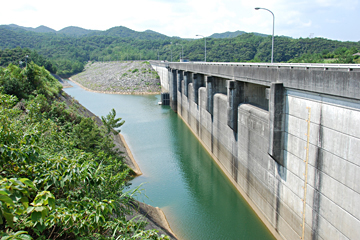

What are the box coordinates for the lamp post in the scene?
[196,35,206,62]
[170,42,173,62]
[176,43,184,59]
[255,7,275,63]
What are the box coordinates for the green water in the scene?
[64,82,275,240]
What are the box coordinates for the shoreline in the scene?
[119,133,142,176]
[119,135,177,238]
[155,207,178,238]
[61,79,177,239]
[68,78,161,95]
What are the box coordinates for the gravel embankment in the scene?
[71,61,161,94]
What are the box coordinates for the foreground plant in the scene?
[0,63,169,239]
[101,108,125,135]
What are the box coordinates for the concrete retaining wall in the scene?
[150,61,360,240]
[151,64,170,92]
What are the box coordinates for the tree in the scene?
[101,108,125,135]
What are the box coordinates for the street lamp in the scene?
[196,35,206,62]
[176,43,184,59]
[170,42,173,62]
[255,7,275,63]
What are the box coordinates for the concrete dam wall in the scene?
[150,61,360,240]
[151,63,170,92]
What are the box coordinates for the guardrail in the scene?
[150,60,360,71]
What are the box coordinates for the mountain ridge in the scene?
[0,24,270,40]
[58,26,99,37]
[209,30,268,38]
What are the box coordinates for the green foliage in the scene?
[0,230,32,240]
[0,63,62,100]
[101,108,125,135]
[288,46,359,64]
[72,117,105,151]
[151,70,160,80]
[0,48,57,73]
[0,64,168,239]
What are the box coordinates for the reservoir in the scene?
[64,82,275,240]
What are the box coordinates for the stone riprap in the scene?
[71,61,161,94]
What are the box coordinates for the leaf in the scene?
[0,195,14,205]
[0,189,10,196]
[31,211,42,222]
[13,231,29,236]
[20,197,29,209]
[47,198,55,209]
[3,211,14,228]
[27,206,34,214]
[36,223,46,233]
[35,206,45,212]
[19,178,36,190]
[18,234,32,240]
[41,208,49,219]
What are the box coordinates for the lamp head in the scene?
[255,7,260,10]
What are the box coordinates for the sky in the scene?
[1,0,359,42]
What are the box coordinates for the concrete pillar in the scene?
[177,70,183,93]
[177,70,183,115]
[184,71,192,97]
[227,80,244,132]
[193,74,200,105]
[268,83,285,166]
[169,69,177,112]
[205,76,214,115]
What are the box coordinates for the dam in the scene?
[151,61,360,240]
[64,81,275,240]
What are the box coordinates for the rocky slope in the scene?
[71,61,161,94]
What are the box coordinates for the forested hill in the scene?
[0,24,169,39]
[1,24,359,77]
[209,30,268,38]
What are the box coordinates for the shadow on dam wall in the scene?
[167,112,275,240]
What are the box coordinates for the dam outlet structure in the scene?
[150,61,360,240]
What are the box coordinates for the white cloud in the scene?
[14,5,37,12]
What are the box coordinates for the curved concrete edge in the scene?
[119,133,142,176]
[68,78,160,95]
[155,207,178,239]
[178,114,282,240]
[118,137,178,238]
[127,200,178,239]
